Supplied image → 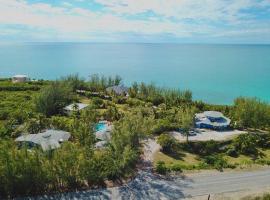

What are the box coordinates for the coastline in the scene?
[1,43,270,105]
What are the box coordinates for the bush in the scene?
[152,119,177,135]
[233,134,260,156]
[155,161,168,174]
[233,97,270,129]
[157,133,176,153]
[226,147,238,157]
[242,193,270,200]
[256,159,270,165]
[180,140,222,156]
[92,97,104,108]
[169,163,182,172]
[203,155,230,170]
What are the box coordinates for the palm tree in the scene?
[72,103,80,119]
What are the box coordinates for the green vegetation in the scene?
[242,193,270,200]
[35,81,74,116]
[0,74,270,198]
[232,97,270,129]
[154,133,270,173]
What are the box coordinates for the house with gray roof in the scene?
[195,111,231,130]
[15,129,71,151]
[106,85,129,96]
[64,103,89,115]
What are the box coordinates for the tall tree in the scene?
[35,81,74,117]
[177,107,196,143]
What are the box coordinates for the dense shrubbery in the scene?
[87,74,122,92]
[0,111,144,198]
[129,82,192,106]
[157,133,177,153]
[203,155,231,170]
[179,140,223,156]
[232,97,270,129]
[61,74,122,92]
[155,161,168,174]
[1,75,270,197]
[35,81,74,116]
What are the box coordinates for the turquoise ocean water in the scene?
[0,43,269,105]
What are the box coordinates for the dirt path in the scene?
[142,138,161,162]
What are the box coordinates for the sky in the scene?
[0,0,270,43]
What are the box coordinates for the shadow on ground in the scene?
[21,169,193,200]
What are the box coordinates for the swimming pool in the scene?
[95,122,107,132]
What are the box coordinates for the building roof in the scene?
[195,111,231,127]
[106,85,129,95]
[96,130,111,141]
[64,103,89,111]
[95,141,107,149]
[13,74,28,78]
[203,111,224,119]
[15,129,71,151]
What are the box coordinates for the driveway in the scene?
[170,129,246,142]
[24,167,270,200]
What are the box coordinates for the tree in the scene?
[177,107,195,143]
[232,133,260,156]
[104,105,121,121]
[157,133,176,153]
[62,74,86,92]
[35,82,74,117]
[233,97,270,129]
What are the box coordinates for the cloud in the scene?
[95,0,268,22]
[0,0,269,42]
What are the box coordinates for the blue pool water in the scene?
[95,122,107,132]
[0,43,270,105]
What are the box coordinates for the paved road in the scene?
[26,168,270,200]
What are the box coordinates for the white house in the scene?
[195,111,231,130]
[64,103,89,115]
[12,75,29,83]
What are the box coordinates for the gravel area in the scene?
[170,129,246,142]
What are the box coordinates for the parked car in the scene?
[188,130,197,136]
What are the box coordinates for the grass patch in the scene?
[154,148,270,172]
[242,193,270,200]
[153,151,202,170]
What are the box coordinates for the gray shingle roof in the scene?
[15,129,71,151]
[106,85,128,95]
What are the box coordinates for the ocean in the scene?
[0,43,269,105]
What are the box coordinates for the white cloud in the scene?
[0,0,269,42]
[0,0,198,37]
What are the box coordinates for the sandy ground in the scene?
[142,138,161,162]
[170,129,246,142]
